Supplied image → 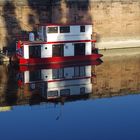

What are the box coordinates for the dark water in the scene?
[0,49,140,140]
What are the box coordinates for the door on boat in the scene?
[74,43,85,56]
[29,45,41,58]
[29,70,42,82]
[52,44,64,57]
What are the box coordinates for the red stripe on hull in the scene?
[18,54,103,65]
[19,59,102,72]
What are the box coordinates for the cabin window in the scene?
[52,44,64,57]
[74,66,85,77]
[47,90,58,97]
[29,70,42,82]
[38,26,42,33]
[52,68,64,79]
[80,87,85,94]
[48,27,58,33]
[80,66,85,76]
[60,26,70,33]
[74,43,85,56]
[29,45,41,58]
[80,26,85,32]
[60,89,70,96]
[74,67,80,77]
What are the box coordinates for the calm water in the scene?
[0,48,140,140]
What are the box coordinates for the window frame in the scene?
[74,43,85,56]
[52,44,64,57]
[48,26,58,33]
[60,26,70,33]
[80,25,85,32]
[29,45,41,58]
[29,70,42,82]
[80,87,86,94]
[60,89,70,96]
[52,68,64,79]
[47,90,58,97]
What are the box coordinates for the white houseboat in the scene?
[15,23,103,65]
[17,60,102,100]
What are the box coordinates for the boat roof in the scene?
[37,23,93,27]
[18,40,49,45]
[18,39,96,45]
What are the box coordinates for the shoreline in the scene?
[96,39,140,50]
[99,47,140,58]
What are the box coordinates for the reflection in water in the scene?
[0,59,102,111]
[0,50,140,112]
[92,50,140,99]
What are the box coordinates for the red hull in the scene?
[19,59,103,72]
[17,54,103,65]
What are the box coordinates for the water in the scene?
[0,48,140,140]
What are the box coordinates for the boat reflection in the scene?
[16,59,103,104]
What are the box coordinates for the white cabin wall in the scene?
[40,25,93,42]
[85,66,92,77]
[40,42,92,57]
[46,25,92,42]
[70,84,92,95]
[24,45,29,59]
[48,78,91,89]
[47,34,91,42]
[41,69,52,81]
[41,44,52,58]
[64,43,74,56]
[85,25,93,35]
[70,26,80,34]
[70,25,92,35]
[85,42,92,55]
[47,84,92,96]
[24,71,29,83]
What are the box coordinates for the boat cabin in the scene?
[37,23,93,42]
[15,23,102,65]
[16,41,94,59]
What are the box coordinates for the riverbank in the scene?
[99,47,140,57]
[97,39,140,50]
[0,53,9,62]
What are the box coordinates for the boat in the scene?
[16,60,102,100]
[14,23,103,65]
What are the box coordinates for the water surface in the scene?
[0,48,140,140]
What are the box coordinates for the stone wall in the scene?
[0,0,140,50]
[0,0,51,51]
[52,0,140,49]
